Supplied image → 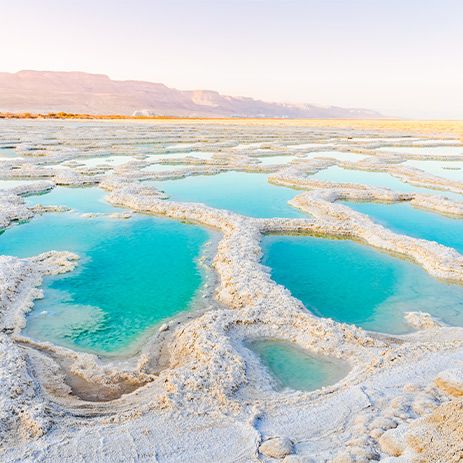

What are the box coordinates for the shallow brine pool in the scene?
[402,160,463,182]
[257,155,300,165]
[0,187,210,354]
[262,235,463,333]
[247,339,349,391]
[25,186,120,213]
[343,201,463,255]
[156,151,215,160]
[377,145,463,156]
[0,179,46,191]
[309,150,370,162]
[68,155,137,168]
[312,166,463,201]
[153,171,306,218]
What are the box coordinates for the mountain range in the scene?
[0,70,381,118]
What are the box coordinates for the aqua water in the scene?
[344,201,463,254]
[312,165,463,201]
[247,339,349,391]
[262,235,463,333]
[257,155,299,165]
[24,186,121,213]
[153,171,305,218]
[377,145,463,156]
[0,187,210,354]
[403,160,463,182]
[308,150,370,162]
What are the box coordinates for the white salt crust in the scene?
[0,124,462,462]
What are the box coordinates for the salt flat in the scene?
[0,118,462,462]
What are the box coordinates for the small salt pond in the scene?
[0,179,45,191]
[287,143,332,151]
[377,145,463,156]
[156,151,215,160]
[25,186,120,213]
[68,155,137,168]
[411,139,460,145]
[0,187,210,354]
[311,165,463,201]
[262,235,463,333]
[309,150,370,162]
[257,155,300,165]
[347,137,422,143]
[0,147,22,158]
[402,160,463,182]
[247,339,349,391]
[152,171,305,218]
[142,163,192,173]
[343,201,463,255]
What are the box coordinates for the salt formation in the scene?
[0,120,462,462]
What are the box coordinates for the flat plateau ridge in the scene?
[0,70,381,118]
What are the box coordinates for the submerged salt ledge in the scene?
[0,122,463,461]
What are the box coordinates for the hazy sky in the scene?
[1,0,462,118]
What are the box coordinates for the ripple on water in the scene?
[247,339,349,391]
[262,235,463,333]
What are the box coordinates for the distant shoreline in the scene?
[1,112,462,136]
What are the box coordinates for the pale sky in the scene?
[1,0,462,118]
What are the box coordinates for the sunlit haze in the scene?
[1,0,462,118]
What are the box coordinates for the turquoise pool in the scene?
[403,160,463,182]
[153,171,305,218]
[344,201,463,255]
[247,339,349,391]
[312,166,463,201]
[0,187,210,354]
[262,235,463,333]
[25,186,121,213]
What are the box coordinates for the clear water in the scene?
[257,155,299,165]
[312,166,463,201]
[142,163,191,173]
[343,201,463,255]
[247,339,349,391]
[348,137,423,143]
[0,212,209,354]
[262,235,463,333]
[377,146,463,156]
[153,171,305,218]
[0,179,44,190]
[403,160,463,182]
[309,150,370,162]
[411,139,460,145]
[158,151,214,160]
[0,147,23,159]
[0,186,210,354]
[288,143,331,151]
[69,155,136,167]
[25,186,121,213]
